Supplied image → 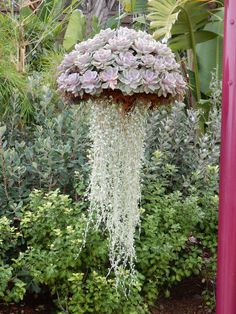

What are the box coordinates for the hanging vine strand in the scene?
[88,99,148,278]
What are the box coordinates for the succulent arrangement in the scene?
[57,27,186,108]
[57,28,186,283]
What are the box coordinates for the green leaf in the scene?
[19,7,32,19]
[0,125,6,138]
[197,8,224,94]
[148,0,188,40]
[121,0,137,12]
[105,13,127,29]
[148,0,214,43]
[169,30,217,51]
[122,0,147,13]
[90,16,101,37]
[148,0,216,103]
[63,10,86,51]
[38,0,63,22]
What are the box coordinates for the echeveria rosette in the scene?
[92,49,113,69]
[141,54,156,68]
[116,52,138,69]
[81,70,101,95]
[142,70,159,93]
[58,51,78,72]
[119,69,142,95]
[57,73,81,96]
[159,72,186,98]
[100,67,118,90]
[57,27,187,105]
[133,38,156,54]
[74,53,92,73]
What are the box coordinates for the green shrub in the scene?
[0,79,89,217]
[0,217,26,302]
[145,103,220,193]
[139,161,218,303]
[13,167,218,313]
[16,190,147,314]
[0,80,220,311]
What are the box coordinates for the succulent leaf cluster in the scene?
[57,28,186,100]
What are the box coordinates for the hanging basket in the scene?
[57,27,186,282]
[57,27,186,110]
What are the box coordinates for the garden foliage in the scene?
[0,0,223,312]
[0,75,220,312]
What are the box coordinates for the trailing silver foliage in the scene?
[88,100,148,278]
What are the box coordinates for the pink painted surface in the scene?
[216,0,236,313]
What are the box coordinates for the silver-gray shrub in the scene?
[0,79,90,217]
[0,76,221,218]
[145,101,221,193]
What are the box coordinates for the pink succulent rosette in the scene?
[57,27,186,108]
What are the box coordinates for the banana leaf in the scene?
[196,8,224,95]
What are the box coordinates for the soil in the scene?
[0,294,54,314]
[0,277,215,314]
[151,277,215,314]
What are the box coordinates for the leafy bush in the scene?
[145,102,220,193]
[16,190,147,314]
[0,78,89,218]
[0,216,26,302]
[13,161,218,313]
[0,78,220,312]
[139,160,218,303]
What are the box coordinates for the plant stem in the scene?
[17,22,26,73]
[216,35,220,81]
[0,137,10,201]
[181,6,201,103]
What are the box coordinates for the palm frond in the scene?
[148,0,215,44]
[148,0,188,41]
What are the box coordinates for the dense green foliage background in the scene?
[0,0,222,312]
[0,76,220,312]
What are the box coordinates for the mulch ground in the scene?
[0,277,215,314]
[0,294,54,314]
[151,277,215,314]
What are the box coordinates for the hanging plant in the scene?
[57,27,186,281]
